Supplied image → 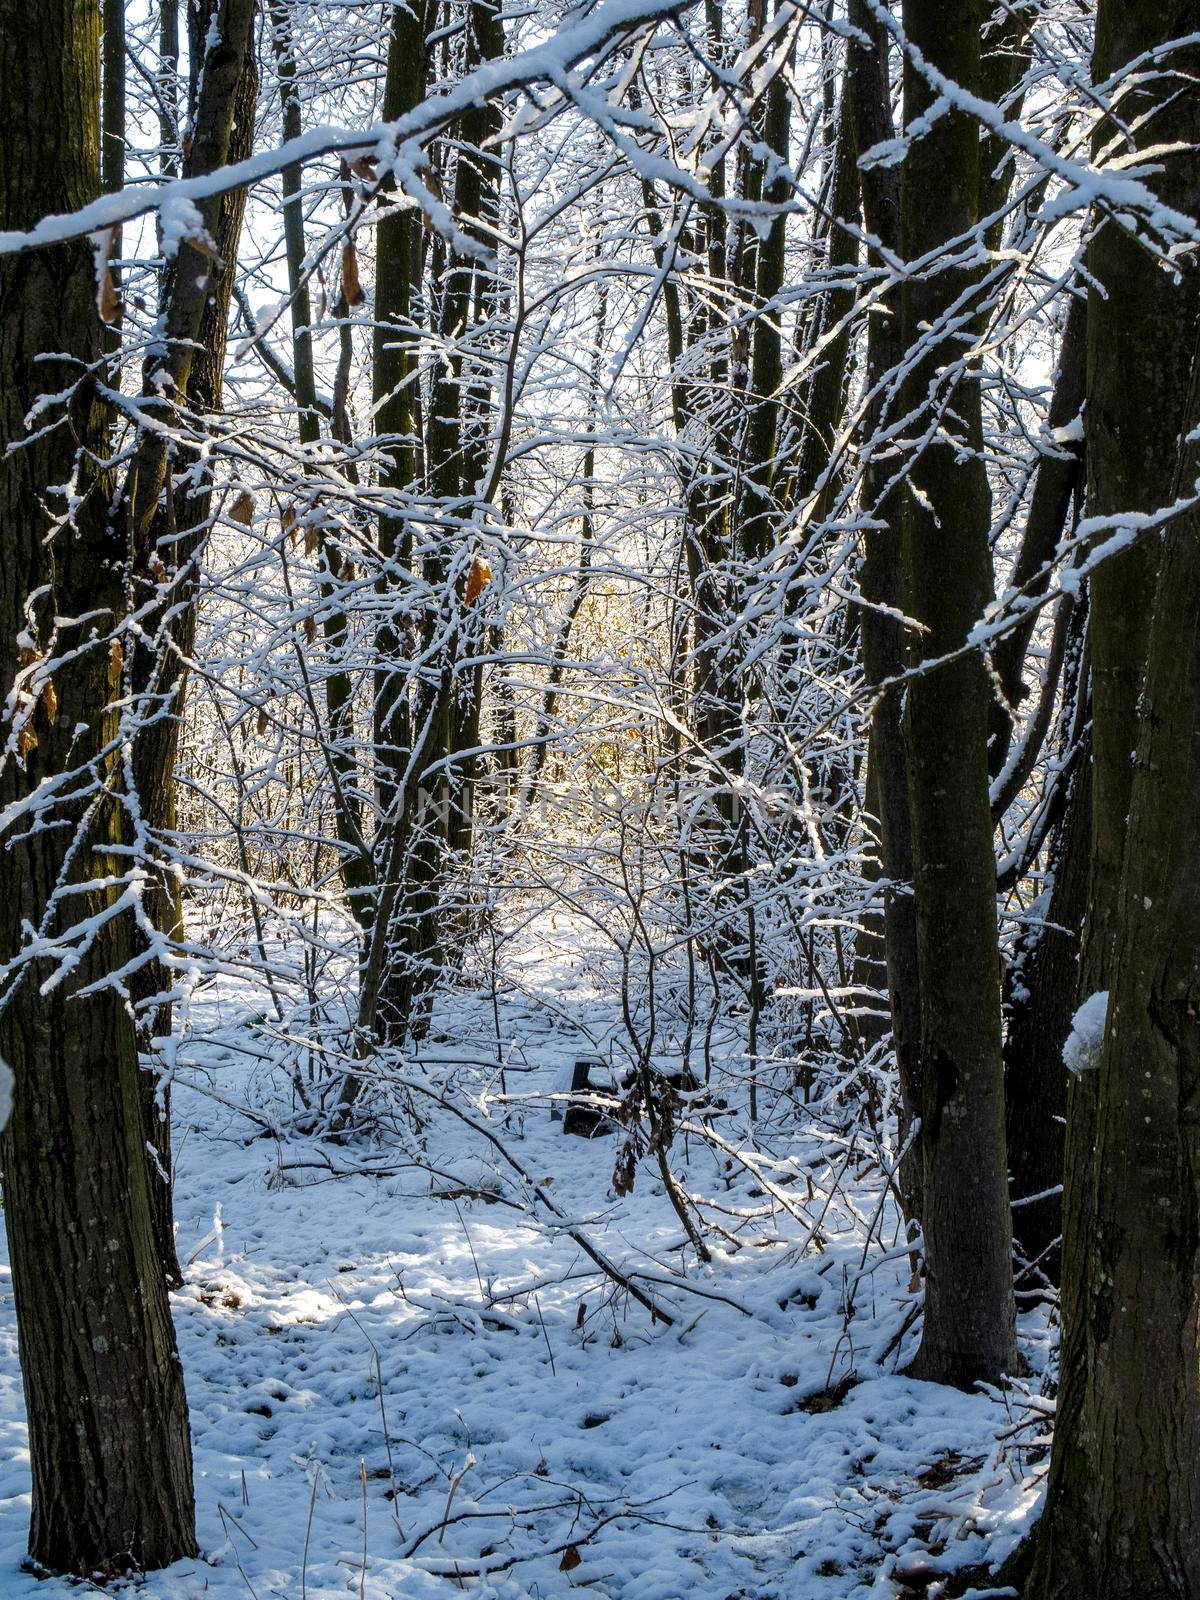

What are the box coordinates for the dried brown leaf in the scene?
[229,490,256,526]
[611,1138,637,1197]
[342,241,365,308]
[464,554,492,607]
[95,228,121,324]
[183,230,221,263]
[98,266,121,325]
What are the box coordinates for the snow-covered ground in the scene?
[0,919,1050,1598]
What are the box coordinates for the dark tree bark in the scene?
[977,2,1033,252]
[339,0,511,1110]
[789,75,860,530]
[444,0,506,876]
[1003,711,1089,1286]
[988,293,1086,776]
[521,281,606,798]
[1022,5,1200,1594]
[372,0,426,824]
[846,0,922,1221]
[375,0,504,1041]
[158,0,178,173]
[738,63,792,566]
[101,0,124,362]
[364,0,437,1051]
[998,341,1090,1287]
[268,1,374,931]
[0,0,196,1571]
[1030,452,1200,1600]
[129,0,258,1288]
[898,0,1017,1387]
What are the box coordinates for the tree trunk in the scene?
[738,65,791,565]
[129,0,257,1288]
[0,0,196,1571]
[846,0,922,1221]
[898,0,1017,1387]
[268,1,374,931]
[789,74,859,528]
[368,0,434,1049]
[375,0,503,1041]
[1003,718,1089,1287]
[988,292,1086,775]
[1023,4,1200,1593]
[1030,445,1200,1600]
[101,0,124,367]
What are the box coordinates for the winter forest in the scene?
[0,0,1197,1595]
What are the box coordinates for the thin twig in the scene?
[534,1292,556,1375]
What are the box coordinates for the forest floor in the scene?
[0,917,1050,1599]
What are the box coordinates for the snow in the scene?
[861,0,1200,247]
[158,198,211,262]
[1063,991,1109,1076]
[0,0,690,260]
[1049,416,1084,447]
[0,918,1051,1597]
